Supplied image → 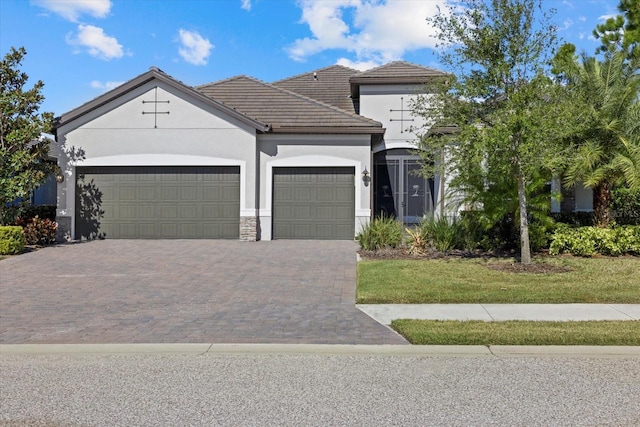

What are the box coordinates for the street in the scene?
[1,350,639,426]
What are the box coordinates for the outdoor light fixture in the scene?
[55,173,65,183]
[362,167,370,187]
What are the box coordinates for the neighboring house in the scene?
[53,61,450,241]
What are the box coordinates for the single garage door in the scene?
[75,166,239,239]
[273,167,355,239]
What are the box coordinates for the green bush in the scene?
[612,187,640,225]
[0,226,26,255]
[16,215,57,245]
[419,216,464,252]
[2,204,56,225]
[356,215,403,251]
[549,225,640,256]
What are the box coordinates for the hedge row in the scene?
[549,226,640,256]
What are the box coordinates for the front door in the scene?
[374,153,433,225]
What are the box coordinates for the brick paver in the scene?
[0,240,406,344]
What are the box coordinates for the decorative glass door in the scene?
[374,155,433,225]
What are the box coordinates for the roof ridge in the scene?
[272,64,359,85]
[196,74,266,89]
[352,60,447,77]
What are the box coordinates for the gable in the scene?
[68,81,257,134]
[55,68,269,137]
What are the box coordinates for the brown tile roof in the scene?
[349,61,449,85]
[196,75,383,134]
[272,65,359,114]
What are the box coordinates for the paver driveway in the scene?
[0,240,406,344]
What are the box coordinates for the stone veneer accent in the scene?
[56,216,72,242]
[239,216,258,241]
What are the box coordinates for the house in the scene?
[52,61,451,241]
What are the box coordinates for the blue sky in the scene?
[1,0,619,117]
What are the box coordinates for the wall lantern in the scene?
[55,172,65,183]
[362,167,370,186]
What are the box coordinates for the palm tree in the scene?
[558,49,640,227]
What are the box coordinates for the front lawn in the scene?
[392,320,640,345]
[357,256,640,303]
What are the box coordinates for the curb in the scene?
[1,344,639,357]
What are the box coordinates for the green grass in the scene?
[357,257,640,304]
[392,320,640,345]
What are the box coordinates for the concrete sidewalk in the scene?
[357,304,640,324]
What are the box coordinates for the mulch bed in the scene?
[358,247,574,274]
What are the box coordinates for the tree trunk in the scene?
[517,169,532,265]
[592,181,612,228]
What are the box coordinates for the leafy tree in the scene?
[0,47,56,224]
[593,0,639,59]
[552,50,640,226]
[413,0,566,264]
[552,0,640,227]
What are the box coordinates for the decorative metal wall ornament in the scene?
[142,86,170,128]
[389,96,414,133]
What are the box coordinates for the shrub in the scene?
[356,215,403,251]
[549,225,640,256]
[419,216,463,253]
[0,226,26,255]
[15,215,58,245]
[2,204,56,225]
[612,187,640,225]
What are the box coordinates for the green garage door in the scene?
[76,166,240,239]
[273,167,355,239]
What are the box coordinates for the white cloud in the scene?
[598,14,616,22]
[32,0,111,22]
[286,0,446,64]
[578,16,586,22]
[240,0,251,11]
[90,80,125,91]
[66,24,124,60]
[559,19,574,31]
[336,57,378,71]
[177,29,214,66]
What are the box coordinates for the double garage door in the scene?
[75,166,355,240]
[75,166,240,239]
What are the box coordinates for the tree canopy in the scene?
[0,46,56,223]
[414,0,567,264]
[552,0,640,227]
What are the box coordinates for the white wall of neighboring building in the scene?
[257,134,372,240]
[54,81,258,240]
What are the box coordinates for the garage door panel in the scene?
[316,187,334,201]
[76,166,239,239]
[161,187,178,200]
[160,205,178,218]
[180,205,198,218]
[273,167,355,240]
[118,205,137,219]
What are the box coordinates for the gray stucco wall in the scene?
[55,81,258,240]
